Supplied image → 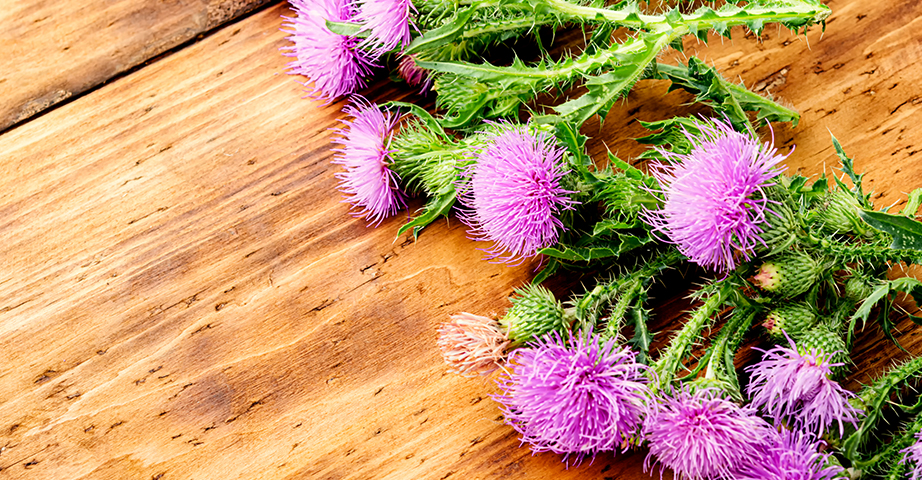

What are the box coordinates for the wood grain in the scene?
[0,0,271,133]
[1,0,922,478]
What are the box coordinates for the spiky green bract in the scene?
[795,322,850,379]
[386,103,469,238]
[844,273,876,302]
[808,189,867,236]
[756,186,801,255]
[501,284,570,345]
[763,301,817,339]
[843,357,922,464]
[752,250,824,298]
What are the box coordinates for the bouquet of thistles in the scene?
[283,0,922,478]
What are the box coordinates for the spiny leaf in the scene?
[860,210,922,251]
[405,8,475,56]
[397,191,457,239]
[831,134,872,208]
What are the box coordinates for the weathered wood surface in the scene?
[0,0,270,133]
[1,0,922,478]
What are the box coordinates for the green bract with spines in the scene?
[501,283,570,345]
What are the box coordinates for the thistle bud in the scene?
[756,188,799,255]
[844,275,876,302]
[763,301,818,339]
[795,322,850,379]
[752,251,822,298]
[810,189,866,236]
[500,284,569,344]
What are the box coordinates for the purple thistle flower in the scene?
[458,124,577,265]
[331,97,405,225]
[355,0,414,56]
[746,336,860,436]
[642,119,788,273]
[900,431,922,480]
[281,0,377,102]
[494,331,651,461]
[734,428,846,480]
[644,387,772,480]
[397,54,432,93]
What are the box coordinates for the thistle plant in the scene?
[283,0,922,477]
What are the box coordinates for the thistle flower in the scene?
[437,312,510,376]
[355,0,414,56]
[746,336,860,436]
[495,331,650,461]
[734,429,846,480]
[397,54,432,93]
[644,387,772,480]
[331,97,405,225]
[458,124,577,265]
[281,0,377,101]
[642,119,787,273]
[901,431,922,480]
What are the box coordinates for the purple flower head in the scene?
[397,54,432,93]
[494,331,651,462]
[900,431,922,480]
[355,0,414,56]
[642,119,788,273]
[458,124,577,265]
[281,0,377,102]
[437,312,510,376]
[746,336,860,436]
[644,387,772,480]
[331,97,406,225]
[735,428,846,480]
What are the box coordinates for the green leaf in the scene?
[654,58,800,130]
[860,210,922,251]
[902,188,922,217]
[382,101,451,140]
[325,20,366,38]
[404,8,475,56]
[397,191,457,239]
[831,134,872,208]
[538,234,650,262]
[532,258,560,284]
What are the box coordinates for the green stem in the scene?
[652,284,729,391]
[542,0,830,32]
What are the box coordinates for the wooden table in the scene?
[2,0,922,478]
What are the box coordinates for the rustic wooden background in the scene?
[2,0,921,478]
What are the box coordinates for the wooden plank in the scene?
[0,0,271,133]
[0,0,921,479]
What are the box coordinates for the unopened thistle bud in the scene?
[752,251,823,298]
[795,322,850,379]
[844,274,876,302]
[763,301,818,339]
[756,190,799,255]
[501,284,569,345]
[810,189,866,236]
